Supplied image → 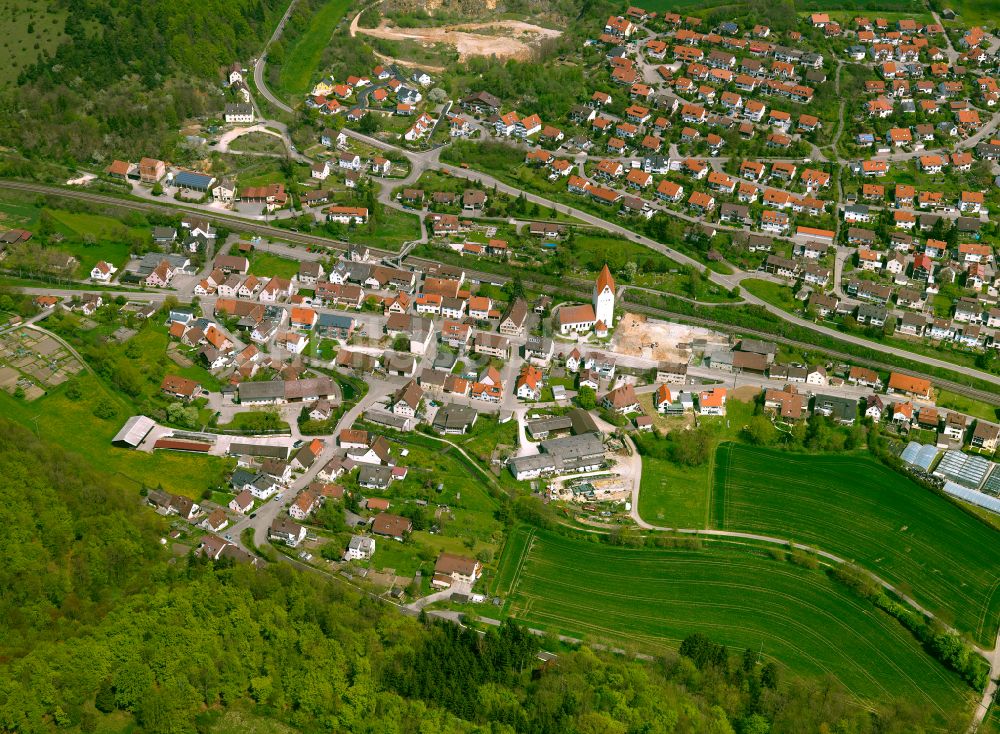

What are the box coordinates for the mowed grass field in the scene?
[638,455,712,527]
[502,529,973,721]
[712,443,1000,646]
[277,0,353,101]
[249,252,301,279]
[344,208,421,252]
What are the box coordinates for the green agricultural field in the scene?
[491,526,534,597]
[277,0,353,101]
[981,704,1000,734]
[712,443,1000,646]
[502,529,974,722]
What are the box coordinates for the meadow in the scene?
[0,197,146,278]
[276,0,353,101]
[712,443,1000,646]
[0,371,232,500]
[249,252,301,279]
[635,398,756,527]
[637,455,713,528]
[0,0,67,87]
[742,278,802,313]
[346,208,422,252]
[500,528,974,723]
[938,0,999,26]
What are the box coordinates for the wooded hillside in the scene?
[0,417,955,733]
[0,0,285,162]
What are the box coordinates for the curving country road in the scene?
[622,433,999,731]
[252,0,299,116]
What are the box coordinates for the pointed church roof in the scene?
[596,264,615,293]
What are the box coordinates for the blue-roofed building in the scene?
[173,170,216,192]
[856,133,875,146]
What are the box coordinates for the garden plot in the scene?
[0,328,83,398]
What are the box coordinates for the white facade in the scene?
[345,535,375,560]
[593,267,615,327]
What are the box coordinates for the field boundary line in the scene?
[508,527,535,598]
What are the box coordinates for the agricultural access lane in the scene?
[970,629,1000,732]
[627,475,989,658]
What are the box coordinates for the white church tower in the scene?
[593,264,615,329]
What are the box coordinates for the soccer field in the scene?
[502,529,973,721]
[712,443,1000,647]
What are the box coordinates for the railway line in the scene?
[3,179,998,406]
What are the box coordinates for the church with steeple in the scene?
[593,264,616,332]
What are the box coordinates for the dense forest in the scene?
[0,0,285,163]
[0,417,958,733]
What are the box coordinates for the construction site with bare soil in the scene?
[611,313,729,364]
[354,19,561,61]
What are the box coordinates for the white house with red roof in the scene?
[90,261,117,283]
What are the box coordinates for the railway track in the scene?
[0,180,393,258]
[3,179,998,406]
[619,298,1000,407]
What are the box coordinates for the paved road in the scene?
[239,9,1000,390]
[253,0,299,115]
